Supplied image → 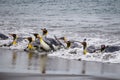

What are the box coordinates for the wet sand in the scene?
[0,48,120,80]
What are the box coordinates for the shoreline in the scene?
[0,49,120,80]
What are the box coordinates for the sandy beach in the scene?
[0,48,120,80]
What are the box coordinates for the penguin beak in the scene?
[37,34,40,38]
[25,37,34,43]
[24,37,28,40]
[41,28,46,31]
[59,37,67,42]
[33,33,38,38]
[9,34,13,36]
[9,34,17,40]
[59,37,64,40]
[41,28,46,32]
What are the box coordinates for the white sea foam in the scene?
[49,48,120,63]
[0,0,120,63]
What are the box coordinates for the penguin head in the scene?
[9,34,17,40]
[83,39,86,42]
[41,28,48,36]
[25,37,34,50]
[33,33,39,39]
[100,44,106,52]
[36,34,42,39]
[9,34,18,45]
[26,37,33,43]
[66,41,71,48]
[59,36,67,42]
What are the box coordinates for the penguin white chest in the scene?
[40,40,51,51]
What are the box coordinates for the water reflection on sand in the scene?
[11,50,48,74]
[0,49,120,80]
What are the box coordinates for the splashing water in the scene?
[0,0,120,63]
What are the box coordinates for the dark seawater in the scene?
[0,0,120,46]
[0,0,120,41]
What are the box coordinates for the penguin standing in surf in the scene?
[41,28,63,50]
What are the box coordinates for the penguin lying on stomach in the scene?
[58,37,81,49]
[0,34,25,47]
[87,45,120,53]
[100,45,120,53]
[0,33,9,40]
[0,34,18,47]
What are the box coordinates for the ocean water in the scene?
[0,0,120,63]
